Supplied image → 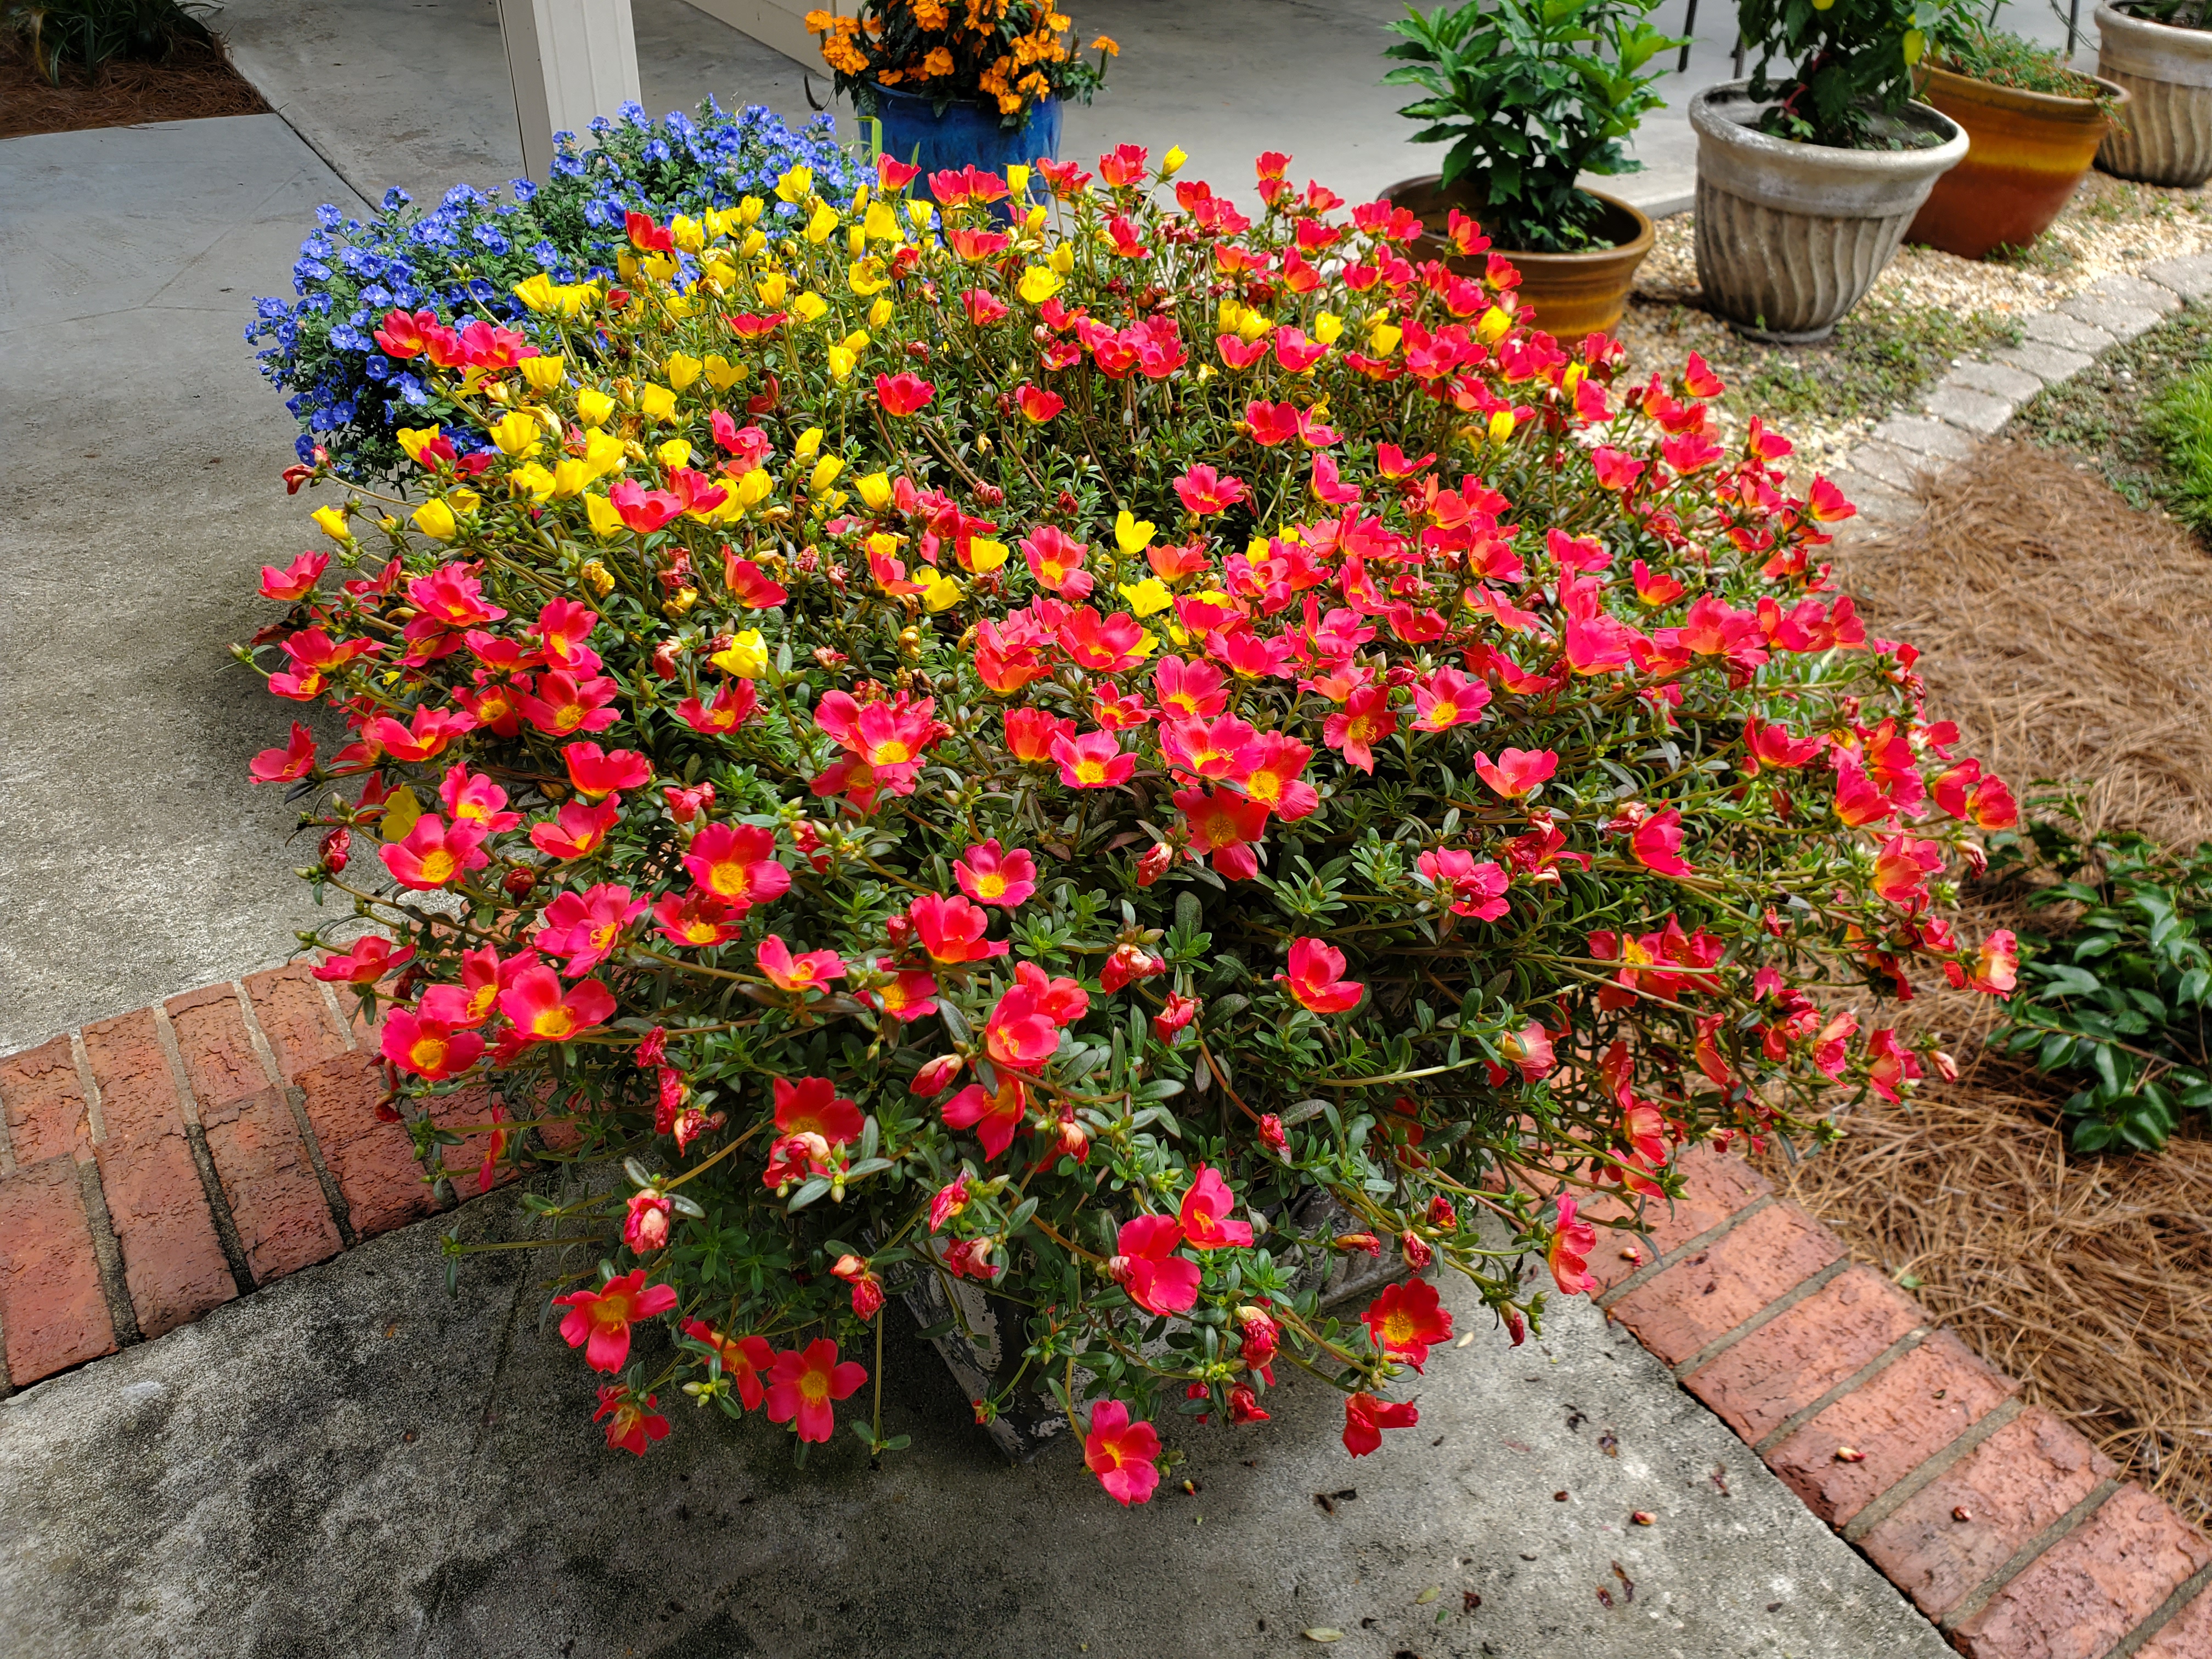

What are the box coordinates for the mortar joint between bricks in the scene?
[67,1029,108,1145]
[1938,1477,2121,1635]
[234,981,362,1248]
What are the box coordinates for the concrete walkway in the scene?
[0,116,373,1053]
[0,1184,1949,1659]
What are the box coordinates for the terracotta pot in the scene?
[1906,64,2128,260]
[1382,177,1655,338]
[1690,82,1968,343]
[2096,2,2212,187]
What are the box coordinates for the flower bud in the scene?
[502,866,537,900]
[1135,842,1173,886]
[1401,1231,1433,1270]
[624,1189,673,1252]
[1427,1195,1458,1231]
[318,825,351,873]
[1334,1232,1382,1257]
[650,638,682,679]
[912,1054,965,1096]
[1257,1113,1288,1154]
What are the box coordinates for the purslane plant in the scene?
[244,142,2017,1498]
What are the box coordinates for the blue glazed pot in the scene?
[872,85,1062,194]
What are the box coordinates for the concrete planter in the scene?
[2096,2,2212,187]
[1689,82,1968,343]
[1383,177,1655,337]
[1908,64,2129,261]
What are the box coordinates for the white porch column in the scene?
[496,0,644,183]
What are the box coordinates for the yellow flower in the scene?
[774,165,814,205]
[665,351,703,390]
[795,426,825,461]
[965,536,1009,573]
[757,270,789,308]
[921,575,963,612]
[448,487,481,515]
[512,272,560,313]
[585,493,627,539]
[657,438,693,468]
[848,258,890,296]
[489,410,542,457]
[1488,408,1517,446]
[846,223,867,257]
[1476,305,1513,345]
[805,201,840,244]
[1024,202,1048,233]
[735,469,776,509]
[704,353,745,391]
[1006,163,1030,196]
[922,45,955,76]
[712,629,770,677]
[1313,311,1344,346]
[312,504,352,541]
[1118,577,1173,617]
[550,458,592,498]
[1902,25,1923,60]
[1162,145,1187,178]
[671,214,706,252]
[637,383,678,422]
[906,200,935,230]
[509,462,557,503]
[1049,242,1075,274]
[1114,510,1155,555]
[738,195,765,225]
[577,387,616,425]
[1368,320,1403,356]
[578,558,615,599]
[856,471,893,510]
[520,354,567,393]
[810,455,845,492]
[826,344,859,381]
[582,428,627,479]
[1017,265,1063,304]
[411,499,459,540]
[739,228,768,257]
[862,200,904,244]
[395,425,444,468]
[816,487,849,515]
[868,295,895,328]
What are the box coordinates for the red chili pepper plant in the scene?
[248,144,2018,1496]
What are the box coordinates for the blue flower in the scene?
[512,177,538,202]
[315,204,345,230]
[381,187,411,211]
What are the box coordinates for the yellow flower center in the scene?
[419,849,457,885]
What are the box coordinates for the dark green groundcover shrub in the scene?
[241,140,2019,1496]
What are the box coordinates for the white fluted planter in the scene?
[2096,3,2212,187]
[1690,83,1968,343]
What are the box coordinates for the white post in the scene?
[496,0,644,183]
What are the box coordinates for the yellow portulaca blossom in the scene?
[1367,320,1403,356]
[1118,577,1173,617]
[312,504,352,541]
[921,575,963,613]
[637,383,678,422]
[1017,266,1062,304]
[578,558,614,599]
[1476,306,1513,345]
[396,425,444,467]
[657,439,693,469]
[1114,510,1155,555]
[738,228,768,258]
[809,456,845,493]
[793,290,829,323]
[704,353,745,391]
[774,166,814,205]
[1024,204,1048,233]
[738,195,765,225]
[512,273,594,317]
[411,499,459,540]
[1313,311,1344,346]
[665,351,703,390]
[826,345,859,381]
[1049,242,1075,274]
[489,410,542,458]
[509,462,557,504]
[757,271,789,308]
[867,295,894,329]
[520,354,567,393]
[1488,408,1517,445]
[550,458,592,498]
[794,427,825,461]
[584,493,626,539]
[576,387,616,426]
[1162,145,1188,177]
[965,537,1009,573]
[856,472,893,511]
[906,200,935,230]
[862,200,904,244]
[849,258,890,296]
[581,428,627,481]
[672,215,706,253]
[866,531,905,560]
[734,469,776,510]
[846,223,867,258]
[713,630,771,678]
[805,201,840,244]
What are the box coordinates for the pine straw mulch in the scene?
[1755,441,2212,1532]
[0,31,267,140]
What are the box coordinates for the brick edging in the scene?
[1827,253,2212,528]
[1586,1145,2212,1659]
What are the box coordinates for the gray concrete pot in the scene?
[2096,2,2212,187]
[1689,82,1969,343]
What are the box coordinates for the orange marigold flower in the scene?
[922,45,953,74]
[802,7,833,29]
[1091,31,1119,53]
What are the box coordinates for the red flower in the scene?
[1363,1279,1453,1369]
[1113,1212,1199,1313]
[1323,684,1397,774]
[1099,941,1164,992]
[1057,607,1152,673]
[831,1253,886,1319]
[1257,1113,1288,1154]
[1471,746,1558,799]
[909,892,1009,964]
[1152,991,1199,1042]
[554,1268,678,1373]
[867,968,940,1022]
[249,721,317,783]
[874,371,935,416]
[1005,707,1075,763]
[1872,834,1944,908]
[682,1319,775,1409]
[562,742,651,798]
[1342,1392,1419,1457]
[1228,1384,1270,1424]
[1547,1194,1597,1295]
[497,966,616,1044]
[1022,524,1093,598]
[954,838,1037,908]
[773,1075,862,1145]
[1015,383,1064,423]
[1417,848,1509,921]
[1945,928,2018,997]
[624,209,674,252]
[379,815,489,891]
[1172,463,1249,515]
[380,1009,483,1081]
[1173,786,1270,879]
[592,1384,671,1456]
[1084,1399,1162,1505]
[1866,1028,1923,1103]
[1278,937,1363,1014]
[1097,143,1152,187]
[608,477,684,534]
[534,883,647,974]
[1630,808,1694,879]
[314,934,412,984]
[682,822,791,911]
[757,935,847,993]
[943,1076,1029,1158]
[1178,1164,1254,1249]
[529,798,620,861]
[1052,729,1136,789]
[764,1338,867,1442]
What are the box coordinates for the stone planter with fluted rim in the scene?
[1689,82,1968,344]
[2096,2,2212,187]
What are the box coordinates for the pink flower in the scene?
[249,722,317,783]
[1410,667,1491,732]
[624,1189,672,1252]
[379,815,489,891]
[943,1077,1029,1159]
[1178,1165,1254,1249]
[380,1010,482,1081]
[1547,1194,1597,1295]
[1112,1214,1199,1313]
[682,822,790,911]
[1471,747,1558,798]
[1084,1400,1162,1505]
[1172,463,1249,515]
[756,935,847,993]
[1278,938,1363,1014]
[592,1384,671,1456]
[497,966,616,1043]
[773,1075,863,1144]
[534,883,646,975]
[314,934,413,984]
[1363,1279,1453,1368]
[1416,849,1509,921]
[554,1268,678,1373]
[764,1338,868,1442]
[909,891,1010,964]
[1051,729,1136,789]
[1631,808,1695,878]
[955,839,1038,907]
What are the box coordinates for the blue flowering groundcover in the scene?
[250,101,868,481]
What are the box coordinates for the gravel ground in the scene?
[1611,170,2212,471]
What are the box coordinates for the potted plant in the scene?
[1691,0,1968,341]
[1380,0,1680,338]
[805,0,1112,185]
[2095,2,2212,185]
[1906,9,2128,261]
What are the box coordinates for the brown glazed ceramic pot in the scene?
[1383,177,1655,338]
[1906,63,2129,260]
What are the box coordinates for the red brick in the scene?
[1952,1485,2212,1659]
[297,1052,431,1236]
[2136,1579,2212,1659]
[431,1086,514,1201]
[1685,1264,1925,1438]
[166,984,275,1114]
[1604,1200,1844,1368]
[1584,1146,1773,1295]
[0,1034,89,1166]
[0,1156,115,1384]
[1861,1406,2117,1623]
[201,1090,342,1285]
[245,962,353,1082]
[1767,1330,2017,1528]
[81,1011,236,1337]
[536,1115,584,1154]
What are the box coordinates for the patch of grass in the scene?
[1988,229,2078,277]
[1740,300,2023,428]
[2146,364,2212,534]
[2012,301,2212,522]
